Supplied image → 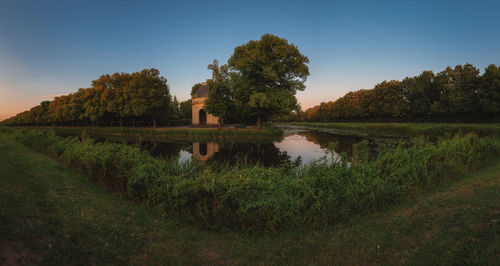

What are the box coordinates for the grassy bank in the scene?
[0,125,283,142]
[3,128,500,232]
[1,133,499,264]
[286,122,500,139]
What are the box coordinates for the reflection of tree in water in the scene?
[86,133,193,159]
[298,130,366,156]
[70,129,379,165]
[142,141,192,158]
[207,142,292,167]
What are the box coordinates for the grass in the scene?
[0,133,499,264]
[1,125,283,142]
[4,128,500,232]
[286,122,500,139]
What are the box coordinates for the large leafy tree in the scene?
[82,85,106,125]
[92,72,132,127]
[228,34,309,128]
[168,96,182,126]
[68,89,86,126]
[127,69,171,127]
[479,64,500,114]
[372,80,409,117]
[204,60,234,126]
[402,71,436,116]
[179,99,192,124]
[452,64,480,114]
[430,67,456,115]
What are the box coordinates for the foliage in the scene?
[2,34,311,128]
[301,64,500,122]
[2,132,499,264]
[204,60,235,126]
[288,122,500,140]
[1,69,178,127]
[191,82,202,96]
[6,128,500,232]
[228,34,309,127]
[179,99,192,124]
[479,64,500,114]
[8,125,283,143]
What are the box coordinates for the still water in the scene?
[110,128,372,166]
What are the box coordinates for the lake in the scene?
[77,126,376,166]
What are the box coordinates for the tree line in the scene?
[2,34,310,128]
[300,64,500,122]
[1,69,192,127]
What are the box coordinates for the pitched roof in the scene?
[194,82,210,98]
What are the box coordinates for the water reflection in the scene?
[141,141,191,158]
[297,130,365,156]
[274,133,330,165]
[182,130,369,166]
[58,128,375,167]
[208,142,292,166]
[192,142,219,163]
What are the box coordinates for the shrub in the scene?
[5,128,500,231]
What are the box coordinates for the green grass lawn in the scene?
[1,125,283,143]
[1,133,499,264]
[284,122,500,140]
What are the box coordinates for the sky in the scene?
[1,0,500,121]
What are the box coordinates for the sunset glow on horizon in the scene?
[1,0,500,121]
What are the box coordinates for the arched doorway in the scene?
[199,109,207,125]
[199,143,207,156]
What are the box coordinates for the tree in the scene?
[68,89,85,126]
[228,34,309,128]
[431,67,456,115]
[49,95,72,125]
[179,99,192,125]
[169,96,181,126]
[479,64,500,114]
[94,72,132,127]
[402,71,436,116]
[204,59,234,126]
[452,64,480,114]
[127,69,171,128]
[373,80,409,118]
[1,69,178,127]
[82,86,105,125]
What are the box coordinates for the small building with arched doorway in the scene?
[192,82,220,125]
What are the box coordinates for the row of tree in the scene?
[2,34,310,128]
[2,69,192,127]
[300,64,500,122]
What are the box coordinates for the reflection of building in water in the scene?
[192,142,219,162]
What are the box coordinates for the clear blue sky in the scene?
[1,0,499,120]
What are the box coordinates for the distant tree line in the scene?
[2,34,310,128]
[300,64,500,122]
[1,69,192,127]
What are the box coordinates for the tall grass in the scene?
[287,122,500,139]
[5,128,500,231]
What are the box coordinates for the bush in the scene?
[5,128,500,231]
